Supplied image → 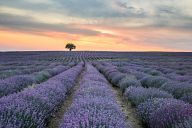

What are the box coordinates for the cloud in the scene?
[157,6,176,14]
[0,0,192,29]
[0,0,52,11]
[0,0,192,51]
[114,1,146,16]
[0,13,101,36]
[0,0,147,18]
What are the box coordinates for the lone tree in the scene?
[65,43,76,51]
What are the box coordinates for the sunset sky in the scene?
[0,0,192,51]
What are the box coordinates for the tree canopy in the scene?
[65,43,76,51]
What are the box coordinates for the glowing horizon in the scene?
[0,0,192,52]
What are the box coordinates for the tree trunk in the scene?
[69,48,72,51]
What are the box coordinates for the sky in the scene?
[0,0,192,51]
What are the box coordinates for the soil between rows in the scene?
[110,85,143,128]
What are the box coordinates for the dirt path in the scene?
[46,66,85,128]
[110,85,143,128]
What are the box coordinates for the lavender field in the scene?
[0,51,192,128]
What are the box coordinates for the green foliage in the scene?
[65,43,76,51]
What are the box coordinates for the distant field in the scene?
[0,51,191,128]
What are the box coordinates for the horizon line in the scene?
[0,50,192,53]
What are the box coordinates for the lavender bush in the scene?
[94,62,140,91]
[0,75,34,97]
[119,75,142,92]
[124,87,173,106]
[118,67,148,80]
[149,100,192,128]
[130,71,148,80]
[44,65,70,76]
[111,73,126,85]
[105,67,118,76]
[141,76,169,88]
[0,65,69,98]
[0,63,83,127]
[137,98,172,123]
[0,62,61,79]
[59,64,130,128]
[144,69,162,76]
[32,71,51,83]
[160,81,192,98]
[180,92,192,104]
[137,98,192,128]
[0,65,44,79]
[93,62,123,85]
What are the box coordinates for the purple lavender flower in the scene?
[0,65,69,98]
[165,72,192,82]
[137,98,192,128]
[118,67,148,80]
[59,64,130,128]
[180,92,192,104]
[160,81,192,98]
[119,75,142,92]
[149,99,192,128]
[0,64,83,127]
[0,75,34,97]
[144,69,162,76]
[141,76,169,88]
[124,87,173,106]
[111,73,126,85]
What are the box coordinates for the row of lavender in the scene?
[0,61,49,71]
[0,51,117,79]
[0,62,52,79]
[0,64,73,98]
[59,64,130,128]
[94,62,192,128]
[113,62,192,104]
[45,51,117,62]
[0,60,68,79]
[141,76,192,103]
[49,55,109,63]
[0,52,101,79]
[0,63,83,127]
[113,59,192,83]
[8,51,117,64]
